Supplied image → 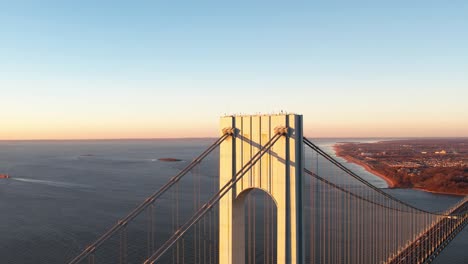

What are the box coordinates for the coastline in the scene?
[333,145,396,188]
[412,187,466,197]
[333,144,466,196]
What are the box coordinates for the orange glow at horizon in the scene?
[1,118,467,140]
[0,125,216,140]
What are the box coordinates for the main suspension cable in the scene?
[144,132,284,263]
[68,133,231,264]
[303,137,460,216]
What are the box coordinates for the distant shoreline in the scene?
[2,136,468,142]
[333,144,466,196]
[411,187,466,196]
[333,145,396,188]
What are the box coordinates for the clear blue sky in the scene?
[1,1,467,139]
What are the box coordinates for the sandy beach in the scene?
[333,144,466,196]
[333,145,396,188]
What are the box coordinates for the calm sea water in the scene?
[0,138,465,263]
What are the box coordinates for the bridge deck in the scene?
[388,200,468,264]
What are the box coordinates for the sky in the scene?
[1,1,467,139]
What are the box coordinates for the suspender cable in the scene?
[303,138,457,217]
[144,132,284,264]
[68,133,230,264]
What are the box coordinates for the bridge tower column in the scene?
[219,114,304,264]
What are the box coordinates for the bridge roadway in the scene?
[388,200,468,264]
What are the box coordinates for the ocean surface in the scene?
[0,138,466,263]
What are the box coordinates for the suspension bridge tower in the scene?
[219,114,305,264]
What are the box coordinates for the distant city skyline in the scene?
[1,1,467,140]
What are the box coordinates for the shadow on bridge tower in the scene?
[219,114,305,264]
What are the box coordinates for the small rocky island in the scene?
[158,158,182,162]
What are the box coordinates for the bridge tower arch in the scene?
[219,114,304,264]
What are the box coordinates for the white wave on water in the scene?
[11,178,91,189]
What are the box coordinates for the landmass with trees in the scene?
[334,139,468,195]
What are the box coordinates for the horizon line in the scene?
[1,136,467,142]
